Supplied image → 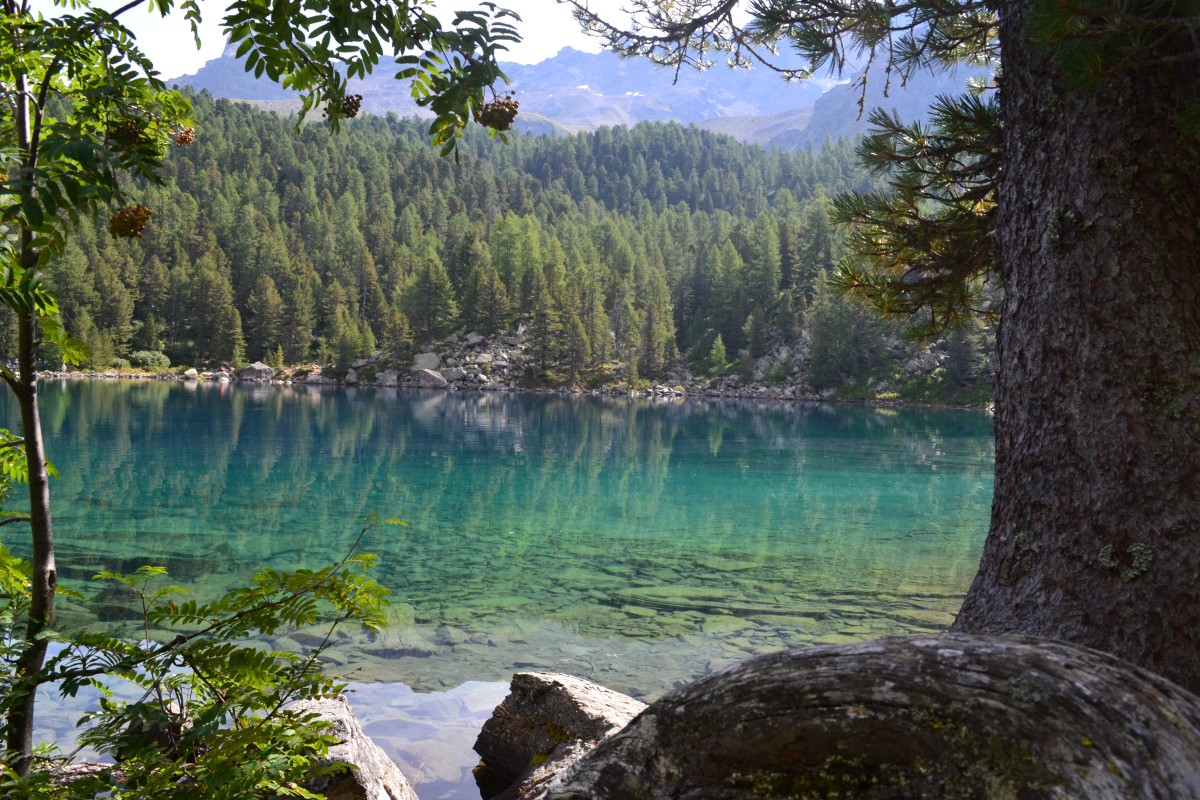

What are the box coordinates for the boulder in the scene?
[412,352,440,370]
[377,369,399,387]
[475,353,495,365]
[236,361,275,382]
[466,332,485,346]
[345,368,359,385]
[474,672,646,800]
[544,635,1200,800]
[183,368,199,379]
[410,368,448,388]
[443,367,468,382]
[305,372,334,385]
[293,695,419,800]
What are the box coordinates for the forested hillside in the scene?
[10,93,990,402]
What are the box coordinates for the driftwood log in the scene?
[540,635,1200,799]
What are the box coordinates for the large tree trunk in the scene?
[952,0,1200,692]
[544,636,1200,799]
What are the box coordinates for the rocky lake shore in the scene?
[42,327,989,408]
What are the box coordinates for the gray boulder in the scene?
[474,672,646,800]
[293,695,419,800]
[236,361,275,382]
[412,352,440,370]
[545,636,1200,800]
[410,368,448,388]
[377,369,399,387]
[305,372,334,385]
[443,367,468,382]
[345,368,359,385]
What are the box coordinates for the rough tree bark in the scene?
[543,635,1200,799]
[2,68,58,773]
[952,0,1200,693]
[4,307,57,779]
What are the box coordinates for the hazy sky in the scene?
[75,0,606,79]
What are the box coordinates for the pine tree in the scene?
[223,304,247,367]
[381,307,415,369]
[562,311,590,380]
[707,333,727,374]
[524,267,563,374]
[401,255,460,343]
[462,264,513,335]
[246,275,285,361]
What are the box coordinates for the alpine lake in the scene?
[4,379,994,799]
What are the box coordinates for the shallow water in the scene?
[7,380,994,797]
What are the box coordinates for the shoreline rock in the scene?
[473,672,646,800]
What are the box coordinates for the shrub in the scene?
[0,518,395,799]
[129,351,171,370]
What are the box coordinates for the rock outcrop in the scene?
[294,695,419,800]
[474,672,646,800]
[543,635,1200,800]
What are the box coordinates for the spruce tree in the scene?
[246,275,285,362]
[402,256,460,343]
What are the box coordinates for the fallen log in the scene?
[541,634,1200,799]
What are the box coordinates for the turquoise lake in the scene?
[4,380,994,797]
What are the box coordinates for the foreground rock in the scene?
[294,695,419,800]
[542,635,1200,799]
[474,672,646,800]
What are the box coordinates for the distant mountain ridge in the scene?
[168,45,977,149]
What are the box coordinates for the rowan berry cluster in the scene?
[324,94,363,120]
[475,92,519,131]
[112,118,144,147]
[109,205,152,238]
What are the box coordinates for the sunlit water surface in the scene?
[5,380,994,798]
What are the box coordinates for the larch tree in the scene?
[568,0,1200,691]
[0,0,520,774]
